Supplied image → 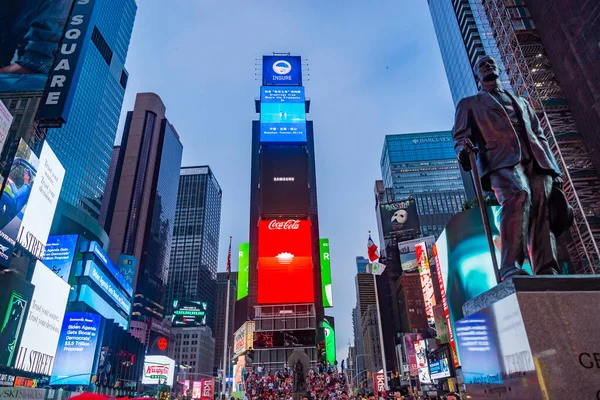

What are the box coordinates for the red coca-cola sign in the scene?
[268,219,300,230]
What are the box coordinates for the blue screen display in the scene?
[260,86,306,143]
[42,235,78,283]
[50,312,101,385]
[88,242,133,297]
[262,56,302,86]
[117,254,136,288]
[84,261,132,314]
[78,285,128,329]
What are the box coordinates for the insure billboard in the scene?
[42,234,78,282]
[319,239,333,308]
[237,243,249,300]
[259,146,309,215]
[260,86,306,143]
[142,355,175,386]
[0,139,39,267]
[14,261,69,376]
[379,199,420,239]
[18,142,65,260]
[257,219,314,304]
[253,330,316,348]
[262,56,302,86]
[172,300,207,327]
[398,236,436,272]
[50,312,101,385]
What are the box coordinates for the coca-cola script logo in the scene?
[268,220,300,230]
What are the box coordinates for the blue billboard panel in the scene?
[262,56,302,86]
[78,285,128,329]
[84,261,132,314]
[117,255,136,288]
[50,312,101,385]
[260,87,306,143]
[88,242,133,297]
[42,235,78,282]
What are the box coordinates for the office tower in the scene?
[45,0,137,220]
[99,145,121,227]
[104,92,183,322]
[380,132,468,238]
[428,0,600,271]
[356,256,369,274]
[355,273,379,379]
[214,272,237,375]
[396,274,429,334]
[172,325,216,377]
[352,306,367,386]
[361,305,383,381]
[165,166,223,329]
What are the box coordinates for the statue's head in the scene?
[474,56,501,82]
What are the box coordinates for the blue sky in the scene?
[119,0,456,362]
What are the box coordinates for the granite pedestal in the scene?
[456,275,600,399]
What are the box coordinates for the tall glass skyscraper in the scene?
[46,0,137,219]
[165,166,222,330]
[380,132,468,238]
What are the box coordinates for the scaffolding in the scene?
[472,0,600,273]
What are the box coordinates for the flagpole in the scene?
[368,232,388,391]
[221,236,232,396]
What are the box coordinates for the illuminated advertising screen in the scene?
[142,355,175,385]
[379,199,420,239]
[403,333,424,377]
[237,243,249,300]
[320,239,333,308]
[323,316,336,366]
[398,236,436,272]
[233,324,247,356]
[257,219,314,304]
[18,142,65,260]
[42,235,78,283]
[373,371,386,394]
[259,146,309,215]
[414,340,431,384]
[89,242,133,297]
[14,262,69,375]
[429,359,451,380]
[77,285,128,329]
[172,300,207,326]
[253,330,316,348]
[192,381,202,399]
[50,312,101,385]
[0,101,12,157]
[117,255,136,288]
[0,140,39,267]
[200,378,214,400]
[84,260,132,314]
[262,56,302,86]
[416,243,436,330]
[148,318,171,356]
[260,86,306,142]
[0,274,34,367]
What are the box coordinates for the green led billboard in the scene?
[319,238,333,307]
[323,317,336,366]
[237,243,249,300]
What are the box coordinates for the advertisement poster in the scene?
[416,243,436,330]
[402,333,423,377]
[192,381,202,399]
[42,235,78,282]
[0,139,39,267]
[262,56,302,86]
[319,239,333,308]
[236,243,249,300]
[373,371,386,394]
[414,340,431,384]
[50,312,101,385]
[323,317,336,366]
[233,324,246,356]
[117,254,136,288]
[379,199,420,239]
[200,378,214,400]
[260,86,306,142]
[257,219,314,304]
[18,142,65,260]
[142,355,175,385]
[429,359,451,380]
[14,261,69,375]
[398,236,436,272]
[172,300,207,326]
[0,100,13,156]
[0,275,34,367]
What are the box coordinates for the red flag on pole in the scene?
[367,234,379,262]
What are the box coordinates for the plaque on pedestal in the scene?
[455,275,600,399]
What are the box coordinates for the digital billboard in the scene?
[379,199,420,239]
[50,312,101,385]
[77,285,128,329]
[148,318,171,356]
[192,381,202,399]
[84,260,132,314]
[398,236,436,272]
[432,244,458,368]
[14,261,69,375]
[416,243,436,331]
[260,146,309,215]
[89,241,133,297]
[172,300,207,327]
[262,56,302,86]
[323,317,336,366]
[257,219,314,304]
[42,234,78,282]
[200,378,214,400]
[117,254,137,288]
[260,86,306,143]
[236,243,249,300]
[373,371,386,394]
[0,101,13,157]
[0,274,34,367]
[18,142,65,260]
[319,239,333,308]
[0,139,39,267]
[403,333,424,377]
[414,340,431,384]
[142,355,175,386]
[429,359,451,380]
[253,330,316,348]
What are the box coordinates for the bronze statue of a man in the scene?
[453,55,563,280]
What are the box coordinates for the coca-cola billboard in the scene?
[260,146,309,217]
[258,219,314,304]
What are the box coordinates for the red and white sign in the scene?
[433,244,459,368]
[258,220,314,304]
[373,371,386,394]
[200,378,214,400]
[192,381,201,399]
[415,243,436,328]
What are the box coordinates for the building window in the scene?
[91,26,113,65]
